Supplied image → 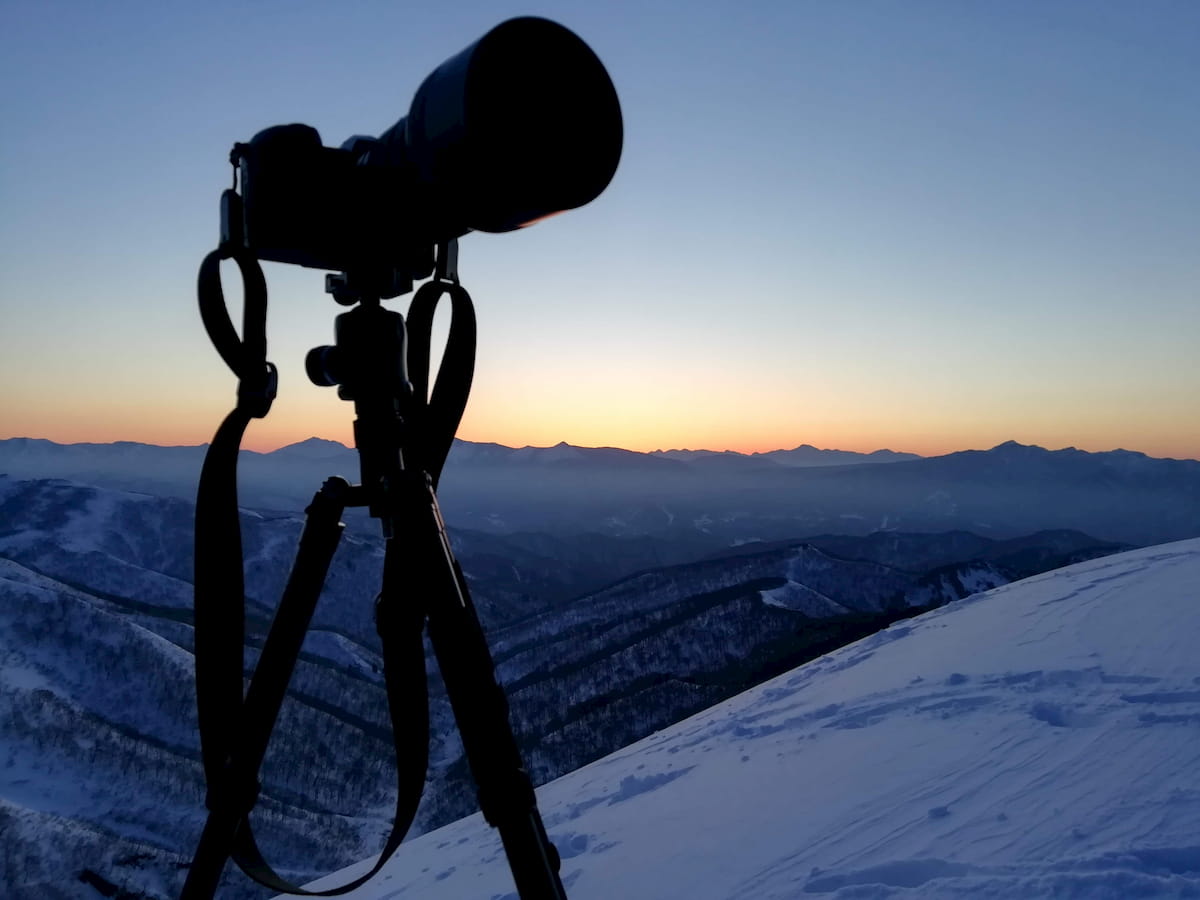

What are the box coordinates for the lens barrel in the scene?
[378,17,623,236]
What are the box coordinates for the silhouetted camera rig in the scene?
[184,18,621,900]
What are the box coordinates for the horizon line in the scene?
[2,434,1197,464]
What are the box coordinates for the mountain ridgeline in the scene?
[0,452,1138,899]
[3,436,1198,548]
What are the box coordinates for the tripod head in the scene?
[305,297,410,527]
[303,241,471,533]
[304,298,410,404]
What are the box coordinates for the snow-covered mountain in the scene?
[0,473,1131,898]
[303,538,1200,900]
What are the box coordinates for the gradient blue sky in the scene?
[2,1,1197,458]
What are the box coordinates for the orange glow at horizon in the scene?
[5,413,1197,462]
[3,374,1196,461]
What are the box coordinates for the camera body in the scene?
[223,124,438,285]
[219,17,623,298]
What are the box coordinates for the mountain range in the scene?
[651,444,921,466]
[1,436,1196,898]
[0,467,1129,898]
[2,437,1198,549]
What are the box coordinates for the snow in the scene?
[956,566,1007,594]
[298,538,1200,899]
[760,580,849,616]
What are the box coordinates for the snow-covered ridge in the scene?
[305,538,1200,899]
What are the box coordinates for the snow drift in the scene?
[302,538,1200,899]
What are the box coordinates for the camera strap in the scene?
[192,250,478,896]
[194,247,275,801]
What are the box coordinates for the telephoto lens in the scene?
[376,16,623,237]
[232,17,621,281]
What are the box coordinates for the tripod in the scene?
[184,245,565,898]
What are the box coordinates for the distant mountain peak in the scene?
[984,441,1159,462]
[270,437,352,458]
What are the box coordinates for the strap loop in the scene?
[197,248,276,418]
[237,361,278,419]
[406,277,476,487]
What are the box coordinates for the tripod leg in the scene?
[183,478,349,900]
[396,472,566,900]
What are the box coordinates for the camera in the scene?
[222,17,623,295]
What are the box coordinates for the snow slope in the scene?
[301,538,1200,899]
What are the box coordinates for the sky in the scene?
[1,0,1197,459]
